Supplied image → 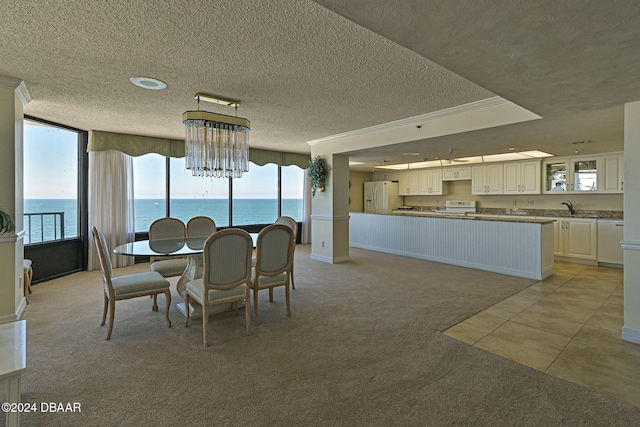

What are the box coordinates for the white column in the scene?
[0,76,26,323]
[310,151,350,264]
[622,100,640,343]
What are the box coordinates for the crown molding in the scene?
[307,96,512,146]
[0,76,31,105]
[0,75,23,89]
[17,81,31,105]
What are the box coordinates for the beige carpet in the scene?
[19,245,640,426]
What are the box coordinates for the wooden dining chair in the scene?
[274,216,298,289]
[250,224,295,325]
[184,229,253,347]
[92,226,171,340]
[149,217,188,278]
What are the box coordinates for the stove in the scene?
[433,200,477,215]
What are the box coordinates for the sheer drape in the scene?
[87,150,135,271]
[301,171,312,244]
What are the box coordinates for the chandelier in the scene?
[183,93,250,178]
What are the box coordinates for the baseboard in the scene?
[597,261,623,269]
[309,254,351,264]
[16,298,27,320]
[621,327,640,345]
[554,256,597,266]
[0,312,19,325]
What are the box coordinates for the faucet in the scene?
[561,200,574,216]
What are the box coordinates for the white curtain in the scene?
[301,171,312,244]
[87,150,135,271]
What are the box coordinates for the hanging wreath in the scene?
[0,210,15,234]
[308,155,330,197]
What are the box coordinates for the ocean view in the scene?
[23,198,303,244]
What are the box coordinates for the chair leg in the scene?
[202,306,209,347]
[269,288,274,302]
[106,298,116,340]
[253,289,260,325]
[23,270,30,304]
[101,294,108,326]
[291,261,295,290]
[245,293,252,335]
[184,294,191,327]
[286,282,291,317]
[152,294,159,312]
[163,290,172,328]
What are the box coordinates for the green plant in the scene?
[308,155,330,197]
[0,209,15,234]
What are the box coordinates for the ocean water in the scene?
[23,198,302,244]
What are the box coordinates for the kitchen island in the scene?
[350,212,554,280]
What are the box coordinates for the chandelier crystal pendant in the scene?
[183,93,250,178]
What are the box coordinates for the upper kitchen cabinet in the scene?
[398,170,419,195]
[372,171,399,182]
[503,161,541,195]
[418,169,448,195]
[471,164,503,195]
[442,166,471,181]
[544,155,600,194]
[599,153,624,193]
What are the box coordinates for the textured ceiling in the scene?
[312,0,639,168]
[1,0,638,171]
[0,0,491,155]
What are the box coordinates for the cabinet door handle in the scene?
[615,223,624,227]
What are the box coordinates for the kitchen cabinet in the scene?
[442,166,471,181]
[398,170,419,195]
[543,156,599,193]
[503,161,541,194]
[373,171,399,182]
[597,220,624,265]
[599,154,624,193]
[552,217,597,260]
[471,164,503,195]
[418,169,447,195]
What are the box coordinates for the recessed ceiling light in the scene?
[130,77,167,90]
[506,147,517,151]
[572,140,590,145]
[402,152,421,156]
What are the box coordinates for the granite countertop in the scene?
[391,207,623,220]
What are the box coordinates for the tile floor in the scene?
[443,261,640,407]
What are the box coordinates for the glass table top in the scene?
[113,233,258,257]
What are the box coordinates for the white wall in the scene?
[0,77,26,323]
[623,101,640,343]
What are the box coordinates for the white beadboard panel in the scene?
[350,213,553,280]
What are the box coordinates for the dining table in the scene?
[114,232,258,319]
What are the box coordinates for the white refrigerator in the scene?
[364,181,402,214]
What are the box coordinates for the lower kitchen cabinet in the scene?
[552,217,597,260]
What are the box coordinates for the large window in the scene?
[133,156,304,232]
[132,154,167,232]
[23,120,80,244]
[169,157,229,227]
[281,165,304,221]
[232,162,278,225]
